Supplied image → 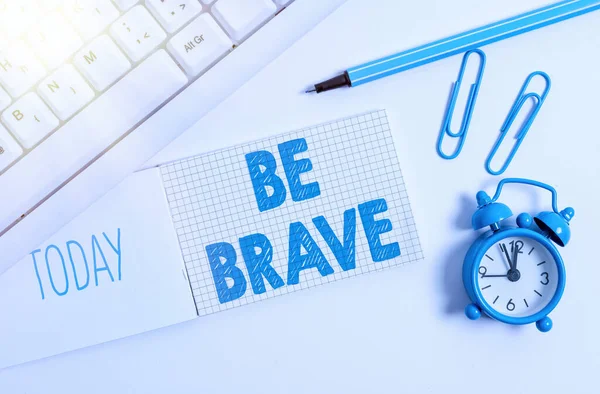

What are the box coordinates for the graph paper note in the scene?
[160,110,423,316]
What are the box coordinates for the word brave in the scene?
[206,137,401,304]
[31,229,122,300]
[207,200,400,303]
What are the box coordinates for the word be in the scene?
[31,229,122,300]
[246,138,321,212]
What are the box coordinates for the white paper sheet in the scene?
[0,168,197,369]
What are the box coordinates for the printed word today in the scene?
[31,229,122,300]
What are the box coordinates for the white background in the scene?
[1,0,599,392]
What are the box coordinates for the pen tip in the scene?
[305,88,316,93]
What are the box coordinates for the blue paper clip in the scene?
[436,49,486,160]
[485,71,551,176]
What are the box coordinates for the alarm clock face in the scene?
[476,236,559,318]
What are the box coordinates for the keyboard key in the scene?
[212,0,276,41]
[34,0,65,12]
[38,64,95,120]
[25,12,83,70]
[146,0,202,34]
[63,0,121,41]
[0,0,41,38]
[111,0,139,11]
[110,5,167,62]
[73,35,131,91]
[0,124,23,172]
[167,14,232,77]
[0,86,11,111]
[0,43,47,97]
[2,93,59,149]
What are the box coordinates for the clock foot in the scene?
[465,304,481,320]
[536,317,553,332]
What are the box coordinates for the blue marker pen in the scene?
[306,0,600,93]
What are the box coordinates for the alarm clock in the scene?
[462,178,574,332]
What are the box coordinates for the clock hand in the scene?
[482,274,509,278]
[513,245,519,271]
[500,243,513,270]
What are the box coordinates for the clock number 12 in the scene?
[509,240,524,254]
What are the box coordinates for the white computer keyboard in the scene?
[0,0,294,173]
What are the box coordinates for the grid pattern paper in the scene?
[160,110,423,316]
